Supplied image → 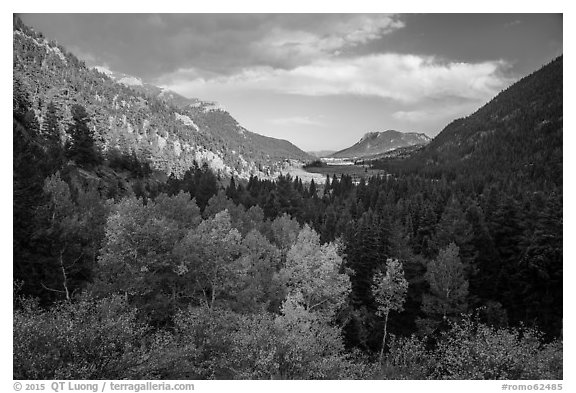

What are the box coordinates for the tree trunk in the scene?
[210,282,216,309]
[379,311,389,365]
[59,248,70,301]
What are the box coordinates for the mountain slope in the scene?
[13,17,312,179]
[397,56,562,187]
[101,68,315,165]
[331,130,430,159]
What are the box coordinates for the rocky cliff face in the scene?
[330,130,430,159]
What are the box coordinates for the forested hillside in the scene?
[371,56,563,337]
[377,56,562,188]
[13,16,311,179]
[13,17,562,380]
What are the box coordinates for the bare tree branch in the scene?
[41,282,66,294]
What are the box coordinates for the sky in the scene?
[19,13,562,151]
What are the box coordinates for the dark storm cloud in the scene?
[20,14,404,79]
[358,14,562,76]
[22,14,267,77]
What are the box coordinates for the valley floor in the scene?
[303,164,388,182]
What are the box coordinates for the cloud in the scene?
[269,116,326,127]
[158,54,512,104]
[392,101,483,124]
[251,14,404,67]
[23,14,403,79]
[505,19,522,27]
[392,110,435,123]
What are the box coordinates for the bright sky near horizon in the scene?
[20,13,562,151]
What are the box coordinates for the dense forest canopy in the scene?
[13,17,562,380]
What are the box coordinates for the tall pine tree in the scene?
[65,104,101,168]
[41,101,64,171]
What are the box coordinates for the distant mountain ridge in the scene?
[308,150,337,158]
[13,17,312,179]
[330,130,431,159]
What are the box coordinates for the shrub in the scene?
[13,295,155,379]
[432,316,563,380]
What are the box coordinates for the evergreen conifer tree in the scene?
[65,104,101,168]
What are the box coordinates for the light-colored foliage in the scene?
[432,316,563,380]
[174,210,243,308]
[380,317,562,380]
[204,191,267,236]
[421,242,469,329]
[381,334,430,379]
[371,258,409,362]
[270,213,301,251]
[95,193,202,323]
[170,304,368,380]
[280,225,351,318]
[98,192,201,277]
[372,259,409,318]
